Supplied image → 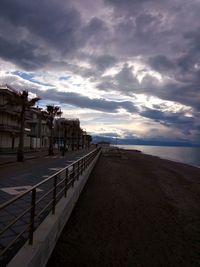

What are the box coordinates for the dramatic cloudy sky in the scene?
[1,0,200,143]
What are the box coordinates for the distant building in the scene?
[54,118,92,151]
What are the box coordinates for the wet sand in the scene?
[47,148,200,267]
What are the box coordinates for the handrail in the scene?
[0,148,99,210]
[0,147,101,266]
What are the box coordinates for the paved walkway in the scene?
[0,148,93,203]
[0,149,59,166]
[0,147,94,266]
[47,148,200,267]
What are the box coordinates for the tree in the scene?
[46,105,62,155]
[69,120,80,151]
[6,90,40,162]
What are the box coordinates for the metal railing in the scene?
[0,147,101,266]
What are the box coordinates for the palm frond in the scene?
[46,105,62,116]
[27,97,40,107]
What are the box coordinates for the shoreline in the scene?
[115,144,200,168]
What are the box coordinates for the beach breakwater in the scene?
[47,147,200,267]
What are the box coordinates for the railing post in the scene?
[81,158,83,175]
[84,157,86,170]
[29,188,36,245]
[86,155,88,168]
[72,164,75,187]
[77,161,80,180]
[65,169,68,197]
[52,175,57,214]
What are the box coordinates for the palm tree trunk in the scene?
[77,134,80,150]
[17,105,25,162]
[64,128,67,151]
[72,132,75,151]
[48,118,54,155]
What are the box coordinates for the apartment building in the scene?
[0,85,50,152]
[27,107,50,150]
[0,85,21,151]
[0,85,92,153]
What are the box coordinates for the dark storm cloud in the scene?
[0,0,110,70]
[148,29,200,84]
[0,0,83,69]
[0,37,49,70]
[148,55,175,73]
[83,17,107,37]
[0,0,81,50]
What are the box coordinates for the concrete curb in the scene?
[7,151,101,267]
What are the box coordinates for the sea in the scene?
[115,145,200,167]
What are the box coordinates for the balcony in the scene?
[0,124,20,133]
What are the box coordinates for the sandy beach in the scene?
[47,148,200,267]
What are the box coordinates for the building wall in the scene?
[0,132,19,149]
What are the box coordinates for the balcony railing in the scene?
[0,147,101,266]
[0,124,20,132]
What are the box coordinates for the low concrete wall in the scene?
[8,151,101,267]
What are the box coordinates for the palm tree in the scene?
[6,90,40,162]
[46,105,62,155]
[77,128,83,150]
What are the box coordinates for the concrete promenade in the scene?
[0,149,59,166]
[47,148,200,267]
[0,148,93,202]
[0,147,94,266]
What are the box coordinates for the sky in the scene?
[0,0,200,144]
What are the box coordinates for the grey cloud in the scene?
[116,64,139,89]
[0,0,111,70]
[90,54,117,71]
[183,29,200,52]
[84,17,106,35]
[94,58,200,113]
[97,64,139,93]
[140,76,200,111]
[104,0,158,14]
[0,0,83,69]
[0,37,50,70]
[97,60,200,112]
[148,55,175,73]
[140,107,195,135]
[97,81,116,91]
[0,0,82,50]
[110,12,176,59]
[81,17,111,49]
[29,88,138,114]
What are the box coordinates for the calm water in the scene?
[116,145,200,167]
